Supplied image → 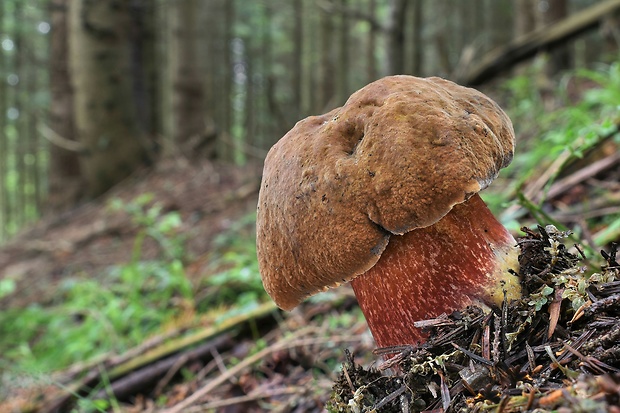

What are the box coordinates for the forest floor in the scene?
[0,157,262,311]
[1,141,619,412]
[0,156,380,413]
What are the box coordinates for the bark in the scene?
[170,0,206,151]
[409,0,423,76]
[514,0,538,38]
[14,1,25,226]
[542,0,572,74]
[69,0,151,197]
[259,2,274,146]
[319,8,335,110]
[131,0,158,141]
[433,1,451,75]
[366,0,377,82]
[385,0,408,75]
[485,0,513,50]
[26,38,40,215]
[218,0,235,160]
[0,0,7,239]
[337,0,349,104]
[303,3,317,115]
[47,0,83,214]
[293,0,303,118]
[244,36,256,152]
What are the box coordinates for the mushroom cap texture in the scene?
[256,75,515,310]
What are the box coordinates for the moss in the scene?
[329,226,620,412]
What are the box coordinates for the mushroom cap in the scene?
[256,75,515,310]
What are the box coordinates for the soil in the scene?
[0,158,262,311]
[329,226,620,412]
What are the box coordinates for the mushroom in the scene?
[256,75,521,347]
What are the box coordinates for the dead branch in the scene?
[92,335,232,401]
[162,330,364,413]
[41,301,279,413]
[461,0,620,85]
[37,121,85,152]
[546,151,620,200]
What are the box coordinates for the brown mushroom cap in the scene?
[256,75,515,310]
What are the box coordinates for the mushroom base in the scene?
[350,194,521,348]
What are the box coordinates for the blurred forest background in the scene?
[0,0,619,239]
[1,0,620,412]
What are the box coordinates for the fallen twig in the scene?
[162,329,363,413]
[185,386,305,411]
[42,301,279,413]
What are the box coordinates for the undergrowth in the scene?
[0,195,194,375]
[486,61,620,243]
[504,60,620,177]
[199,212,266,312]
[1,61,619,410]
[0,195,265,379]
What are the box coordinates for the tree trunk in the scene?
[337,0,349,104]
[259,2,274,147]
[409,0,423,76]
[319,8,335,110]
[542,0,572,74]
[14,1,25,227]
[244,41,255,151]
[484,0,514,50]
[434,1,452,76]
[303,2,317,116]
[386,0,408,75]
[68,0,150,197]
[367,0,377,82]
[131,0,158,144]
[47,0,83,214]
[292,0,304,119]
[217,0,235,160]
[197,0,220,157]
[170,0,205,151]
[0,0,7,239]
[515,0,538,38]
[26,34,41,216]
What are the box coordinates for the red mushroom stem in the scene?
[350,193,520,347]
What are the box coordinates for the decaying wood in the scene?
[546,151,620,201]
[45,334,234,413]
[502,121,619,250]
[93,335,233,401]
[41,301,279,413]
[461,0,620,86]
[163,329,364,413]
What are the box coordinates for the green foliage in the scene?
[74,398,111,413]
[109,193,186,262]
[0,264,193,373]
[528,284,554,312]
[199,212,267,312]
[578,61,620,115]
[0,278,16,298]
[0,195,195,373]
[498,62,620,241]
[505,62,620,183]
[0,195,266,384]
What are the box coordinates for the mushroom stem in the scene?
[350,194,521,347]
